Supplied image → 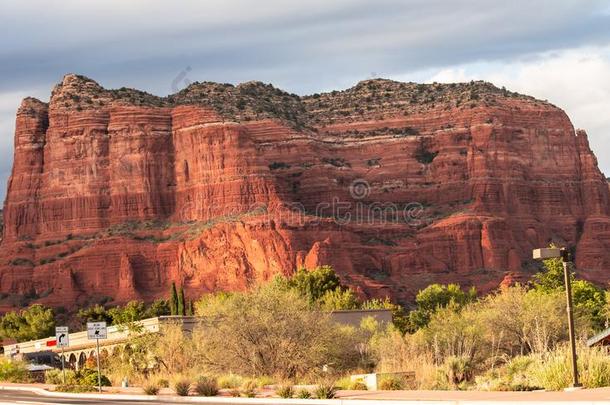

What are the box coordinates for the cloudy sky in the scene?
[1,0,610,200]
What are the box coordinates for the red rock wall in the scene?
[1,76,609,309]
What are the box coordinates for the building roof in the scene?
[587,327,610,347]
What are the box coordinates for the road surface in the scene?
[0,389,157,405]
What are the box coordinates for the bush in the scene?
[443,356,474,386]
[55,384,97,393]
[379,375,404,390]
[254,375,274,387]
[349,380,368,390]
[76,368,111,387]
[296,388,312,398]
[0,359,29,383]
[143,383,160,395]
[174,380,191,396]
[195,284,363,379]
[531,345,610,390]
[240,379,258,397]
[193,376,219,396]
[276,384,294,398]
[45,369,77,385]
[217,373,243,388]
[313,382,337,399]
[157,378,169,388]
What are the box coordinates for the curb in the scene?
[2,385,610,405]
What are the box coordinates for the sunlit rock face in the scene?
[1,74,609,309]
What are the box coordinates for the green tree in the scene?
[177,286,185,316]
[278,266,341,305]
[144,299,171,318]
[0,304,55,342]
[77,304,112,326]
[362,297,410,334]
[195,284,364,379]
[532,255,569,293]
[572,280,606,330]
[407,284,477,330]
[170,282,178,315]
[108,300,146,325]
[532,252,606,330]
[319,288,360,311]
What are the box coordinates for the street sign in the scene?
[87,322,107,340]
[55,326,69,348]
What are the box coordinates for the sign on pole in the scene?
[55,326,69,385]
[87,322,107,340]
[86,322,107,392]
[55,326,69,348]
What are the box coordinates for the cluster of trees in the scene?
[0,282,197,342]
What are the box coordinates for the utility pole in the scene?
[561,248,581,388]
[533,247,582,389]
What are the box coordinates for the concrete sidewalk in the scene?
[2,383,610,404]
[339,387,610,402]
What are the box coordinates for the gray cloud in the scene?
[0,0,610,200]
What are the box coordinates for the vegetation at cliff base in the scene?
[2,258,610,392]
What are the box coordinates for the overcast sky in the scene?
[1,0,610,201]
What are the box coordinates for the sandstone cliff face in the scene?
[1,74,609,309]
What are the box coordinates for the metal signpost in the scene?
[55,326,69,384]
[533,247,582,389]
[86,322,107,392]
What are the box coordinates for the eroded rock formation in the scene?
[1,74,609,309]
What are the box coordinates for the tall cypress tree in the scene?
[177,285,185,316]
[169,282,178,315]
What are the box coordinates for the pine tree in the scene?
[186,299,194,316]
[170,282,178,315]
[177,286,185,316]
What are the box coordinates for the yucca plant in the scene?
[193,376,219,396]
[276,384,294,398]
[173,380,191,396]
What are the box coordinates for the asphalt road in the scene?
[0,389,159,405]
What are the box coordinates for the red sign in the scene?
[46,340,57,347]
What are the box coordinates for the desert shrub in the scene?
[370,327,437,389]
[475,356,540,391]
[419,305,484,364]
[173,379,191,396]
[143,383,160,395]
[276,384,294,398]
[442,356,474,386]
[217,373,243,388]
[477,286,570,356]
[313,382,337,398]
[531,345,610,390]
[296,388,312,398]
[195,284,365,379]
[254,375,274,387]
[156,378,169,388]
[45,369,77,385]
[229,388,241,397]
[240,379,258,397]
[379,375,404,390]
[193,376,219,396]
[75,368,111,387]
[349,380,368,390]
[55,384,97,393]
[0,359,29,383]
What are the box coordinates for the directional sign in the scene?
[87,322,107,340]
[55,326,69,348]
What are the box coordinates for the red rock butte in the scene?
[1,73,609,309]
